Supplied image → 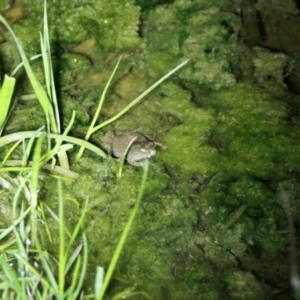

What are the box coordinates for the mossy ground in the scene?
[0,0,299,299]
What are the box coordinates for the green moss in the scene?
[109,80,300,183]
[209,83,300,179]
[199,172,288,253]
[253,49,288,94]
[226,177,272,208]
[59,53,92,86]
[7,0,141,65]
[143,1,239,90]
[150,82,217,176]
[48,0,141,50]
[1,0,298,298]
[222,270,271,299]
[135,0,174,12]
[54,10,90,44]
[113,185,211,299]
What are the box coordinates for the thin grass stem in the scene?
[97,161,149,299]
[0,131,106,158]
[91,60,189,134]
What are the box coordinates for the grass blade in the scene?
[95,267,104,298]
[0,14,57,134]
[75,56,122,161]
[97,161,149,299]
[42,0,60,130]
[0,74,16,135]
[91,60,189,133]
[0,131,106,158]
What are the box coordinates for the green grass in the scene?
[0,0,188,298]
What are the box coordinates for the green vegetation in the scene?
[0,1,187,298]
[0,0,299,299]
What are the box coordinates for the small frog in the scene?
[101,130,160,166]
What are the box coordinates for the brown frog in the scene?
[101,130,160,166]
